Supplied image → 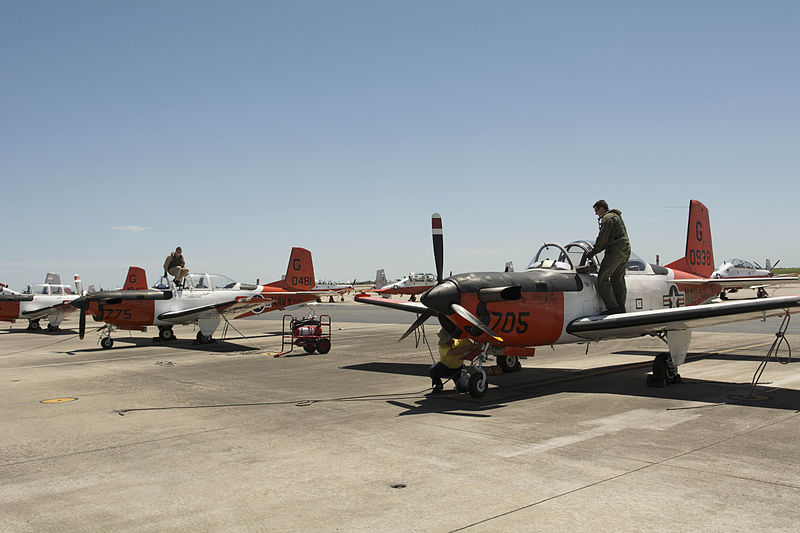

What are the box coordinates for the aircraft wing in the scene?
[675,276,799,289]
[157,291,329,322]
[567,295,800,340]
[353,294,429,314]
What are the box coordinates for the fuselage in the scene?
[437,249,721,349]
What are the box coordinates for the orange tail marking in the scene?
[282,247,315,291]
[665,199,715,278]
[122,267,148,290]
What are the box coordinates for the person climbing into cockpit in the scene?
[164,246,189,288]
[584,200,630,315]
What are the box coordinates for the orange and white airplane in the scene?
[369,269,436,301]
[356,201,800,397]
[0,273,84,332]
[709,258,798,299]
[70,247,330,348]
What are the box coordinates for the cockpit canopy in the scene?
[185,273,240,290]
[409,273,436,283]
[727,258,760,270]
[526,241,652,274]
[153,273,248,290]
[25,284,75,295]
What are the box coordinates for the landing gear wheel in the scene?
[468,371,488,398]
[28,320,40,331]
[316,338,331,354]
[410,295,416,302]
[757,288,768,298]
[303,344,316,354]
[101,337,114,349]
[158,327,175,341]
[196,331,212,343]
[719,290,728,301]
[497,355,521,373]
[47,324,59,333]
[646,353,682,387]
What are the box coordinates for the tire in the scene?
[468,372,488,398]
[196,331,211,343]
[316,338,331,354]
[47,324,59,333]
[303,344,316,354]
[101,337,114,349]
[29,321,40,331]
[497,356,519,373]
[159,327,175,341]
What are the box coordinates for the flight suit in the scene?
[587,209,631,313]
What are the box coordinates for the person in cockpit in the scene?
[584,200,631,315]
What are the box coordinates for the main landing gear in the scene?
[646,353,682,388]
[158,326,175,342]
[195,331,214,344]
[27,320,41,331]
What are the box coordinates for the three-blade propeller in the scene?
[397,213,502,343]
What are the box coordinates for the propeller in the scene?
[432,213,444,284]
[395,212,503,343]
[451,303,503,342]
[397,309,434,342]
[71,296,89,339]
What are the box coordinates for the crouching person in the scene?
[430,328,481,393]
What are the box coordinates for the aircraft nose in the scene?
[420,280,459,314]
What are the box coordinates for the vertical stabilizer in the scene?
[122,267,148,290]
[665,199,714,278]
[374,269,388,289]
[45,272,61,285]
[279,248,315,291]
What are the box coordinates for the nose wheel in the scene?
[467,369,488,398]
[100,337,114,349]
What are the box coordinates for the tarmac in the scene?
[2,288,800,532]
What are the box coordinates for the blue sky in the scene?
[2,1,798,290]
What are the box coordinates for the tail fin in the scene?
[665,199,714,277]
[122,267,148,290]
[45,272,61,285]
[74,274,84,295]
[374,269,388,289]
[274,248,315,291]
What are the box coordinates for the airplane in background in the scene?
[710,258,798,299]
[312,279,355,302]
[70,247,331,348]
[356,201,800,398]
[0,273,84,332]
[368,269,436,301]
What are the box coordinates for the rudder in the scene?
[122,267,148,290]
[665,199,714,277]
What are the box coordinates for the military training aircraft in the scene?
[311,279,355,301]
[369,269,436,301]
[709,258,798,299]
[0,273,84,332]
[356,201,800,398]
[70,247,329,348]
